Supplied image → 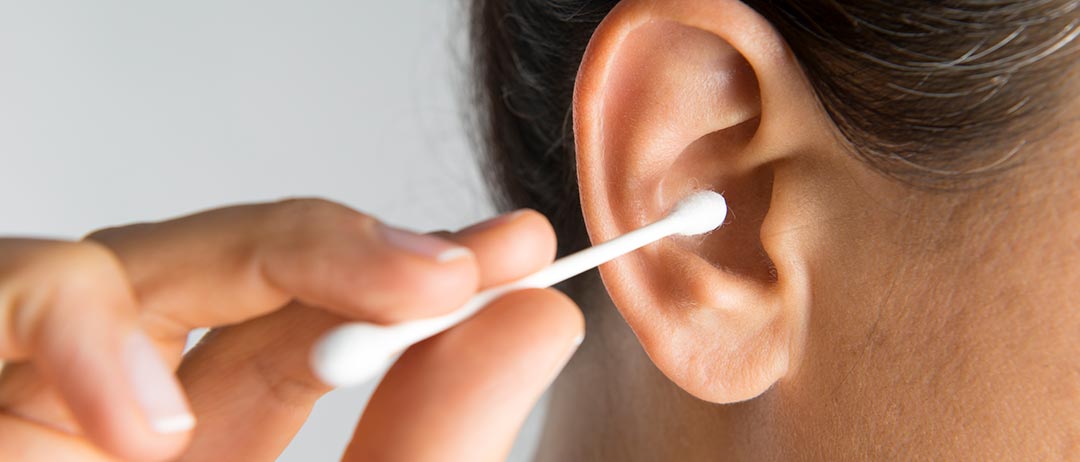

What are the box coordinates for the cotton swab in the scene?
[310,190,728,388]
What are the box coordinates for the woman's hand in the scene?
[0,198,584,461]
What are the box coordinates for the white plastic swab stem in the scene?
[311,190,728,388]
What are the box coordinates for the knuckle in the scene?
[32,241,130,305]
[274,196,375,227]
[83,221,154,248]
[269,197,378,240]
[272,197,349,221]
[1,241,132,354]
[82,224,124,244]
[52,241,123,279]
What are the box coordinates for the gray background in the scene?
[0,1,546,460]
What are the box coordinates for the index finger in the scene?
[87,198,480,341]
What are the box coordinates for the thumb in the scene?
[0,240,193,461]
[342,288,584,462]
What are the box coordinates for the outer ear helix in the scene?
[572,0,816,403]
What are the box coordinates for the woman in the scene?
[472,0,1080,459]
[1,0,1076,461]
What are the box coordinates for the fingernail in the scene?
[459,209,529,235]
[378,225,473,263]
[125,330,195,434]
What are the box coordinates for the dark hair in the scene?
[470,0,1079,257]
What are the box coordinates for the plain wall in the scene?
[0,2,546,460]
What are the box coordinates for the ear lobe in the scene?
[574,0,822,403]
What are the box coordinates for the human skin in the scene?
[0,199,583,461]
[536,0,1080,460]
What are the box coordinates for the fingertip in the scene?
[479,210,557,260]
[86,392,193,462]
[399,249,479,319]
[376,224,475,264]
[494,288,585,348]
[18,245,193,461]
[344,287,585,461]
[123,330,196,435]
[40,327,194,462]
[512,210,559,263]
[345,245,481,323]
[449,209,560,287]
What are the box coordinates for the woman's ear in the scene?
[574,0,841,403]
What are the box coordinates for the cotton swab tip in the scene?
[667,190,728,236]
[311,323,403,387]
